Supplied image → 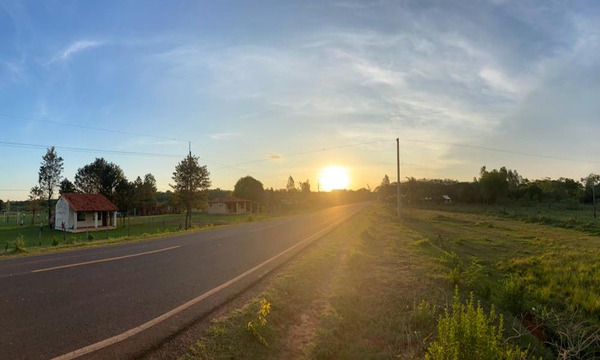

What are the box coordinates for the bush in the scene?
[425,288,527,360]
[52,236,59,246]
[502,274,526,315]
[14,235,27,253]
[87,234,95,241]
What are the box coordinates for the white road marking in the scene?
[51,208,361,360]
[31,246,181,273]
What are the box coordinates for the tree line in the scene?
[18,147,212,229]
[377,166,599,212]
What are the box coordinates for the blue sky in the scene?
[1,0,600,200]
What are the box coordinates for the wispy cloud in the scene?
[208,132,241,140]
[48,40,103,64]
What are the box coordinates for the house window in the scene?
[77,213,86,222]
[97,212,102,220]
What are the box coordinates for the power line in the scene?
[0,140,259,175]
[401,138,600,165]
[0,113,187,144]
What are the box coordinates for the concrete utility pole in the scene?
[396,138,401,219]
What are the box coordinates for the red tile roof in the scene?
[61,193,118,212]
[209,197,252,203]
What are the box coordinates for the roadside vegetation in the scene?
[0,212,276,255]
[181,202,600,359]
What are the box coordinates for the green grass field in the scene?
[0,212,276,255]
[180,203,600,359]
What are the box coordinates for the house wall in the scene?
[208,203,229,214]
[55,197,73,230]
[235,202,249,214]
[76,212,97,228]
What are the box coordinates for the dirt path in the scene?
[279,252,348,359]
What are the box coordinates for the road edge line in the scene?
[51,205,365,360]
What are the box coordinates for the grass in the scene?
[181,202,600,359]
[420,202,600,235]
[0,212,277,256]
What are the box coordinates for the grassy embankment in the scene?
[181,203,600,359]
[0,212,276,256]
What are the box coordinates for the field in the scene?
[0,212,276,255]
[177,203,600,359]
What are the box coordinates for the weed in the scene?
[246,298,271,347]
[87,234,95,241]
[502,274,526,315]
[425,288,528,360]
[66,236,77,245]
[14,235,26,253]
[52,236,59,246]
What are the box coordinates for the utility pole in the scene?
[396,138,401,219]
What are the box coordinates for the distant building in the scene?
[443,195,452,204]
[208,197,254,215]
[55,193,118,232]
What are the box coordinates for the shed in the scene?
[55,193,118,232]
[208,197,254,215]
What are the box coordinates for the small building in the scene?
[442,195,452,204]
[55,193,118,232]
[208,197,254,215]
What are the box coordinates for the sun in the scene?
[319,166,350,191]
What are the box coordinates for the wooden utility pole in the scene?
[396,138,401,219]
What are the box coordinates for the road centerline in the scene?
[50,206,363,360]
[30,245,181,273]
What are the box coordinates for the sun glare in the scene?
[320,166,350,191]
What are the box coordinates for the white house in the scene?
[208,197,254,215]
[55,193,118,232]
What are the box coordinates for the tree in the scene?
[113,179,136,216]
[27,186,43,225]
[59,178,76,194]
[381,174,391,187]
[299,179,311,193]
[38,147,64,226]
[479,166,508,204]
[74,158,125,201]
[582,174,600,218]
[234,176,265,204]
[286,176,296,192]
[171,153,211,229]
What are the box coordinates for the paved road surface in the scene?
[0,203,366,360]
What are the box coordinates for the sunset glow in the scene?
[320,166,349,191]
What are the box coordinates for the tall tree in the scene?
[582,174,600,218]
[171,154,211,229]
[27,186,43,225]
[286,176,296,192]
[114,179,136,216]
[234,176,265,204]
[38,147,64,226]
[479,166,509,204]
[142,173,157,214]
[59,178,76,194]
[381,174,391,187]
[74,158,125,201]
[299,179,311,193]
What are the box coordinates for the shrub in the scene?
[425,288,527,360]
[14,235,27,253]
[246,298,271,347]
[87,234,95,241]
[502,274,526,315]
[52,236,59,246]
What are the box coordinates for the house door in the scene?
[102,212,108,226]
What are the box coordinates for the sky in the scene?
[1,0,600,201]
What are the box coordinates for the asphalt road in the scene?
[0,203,366,360]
